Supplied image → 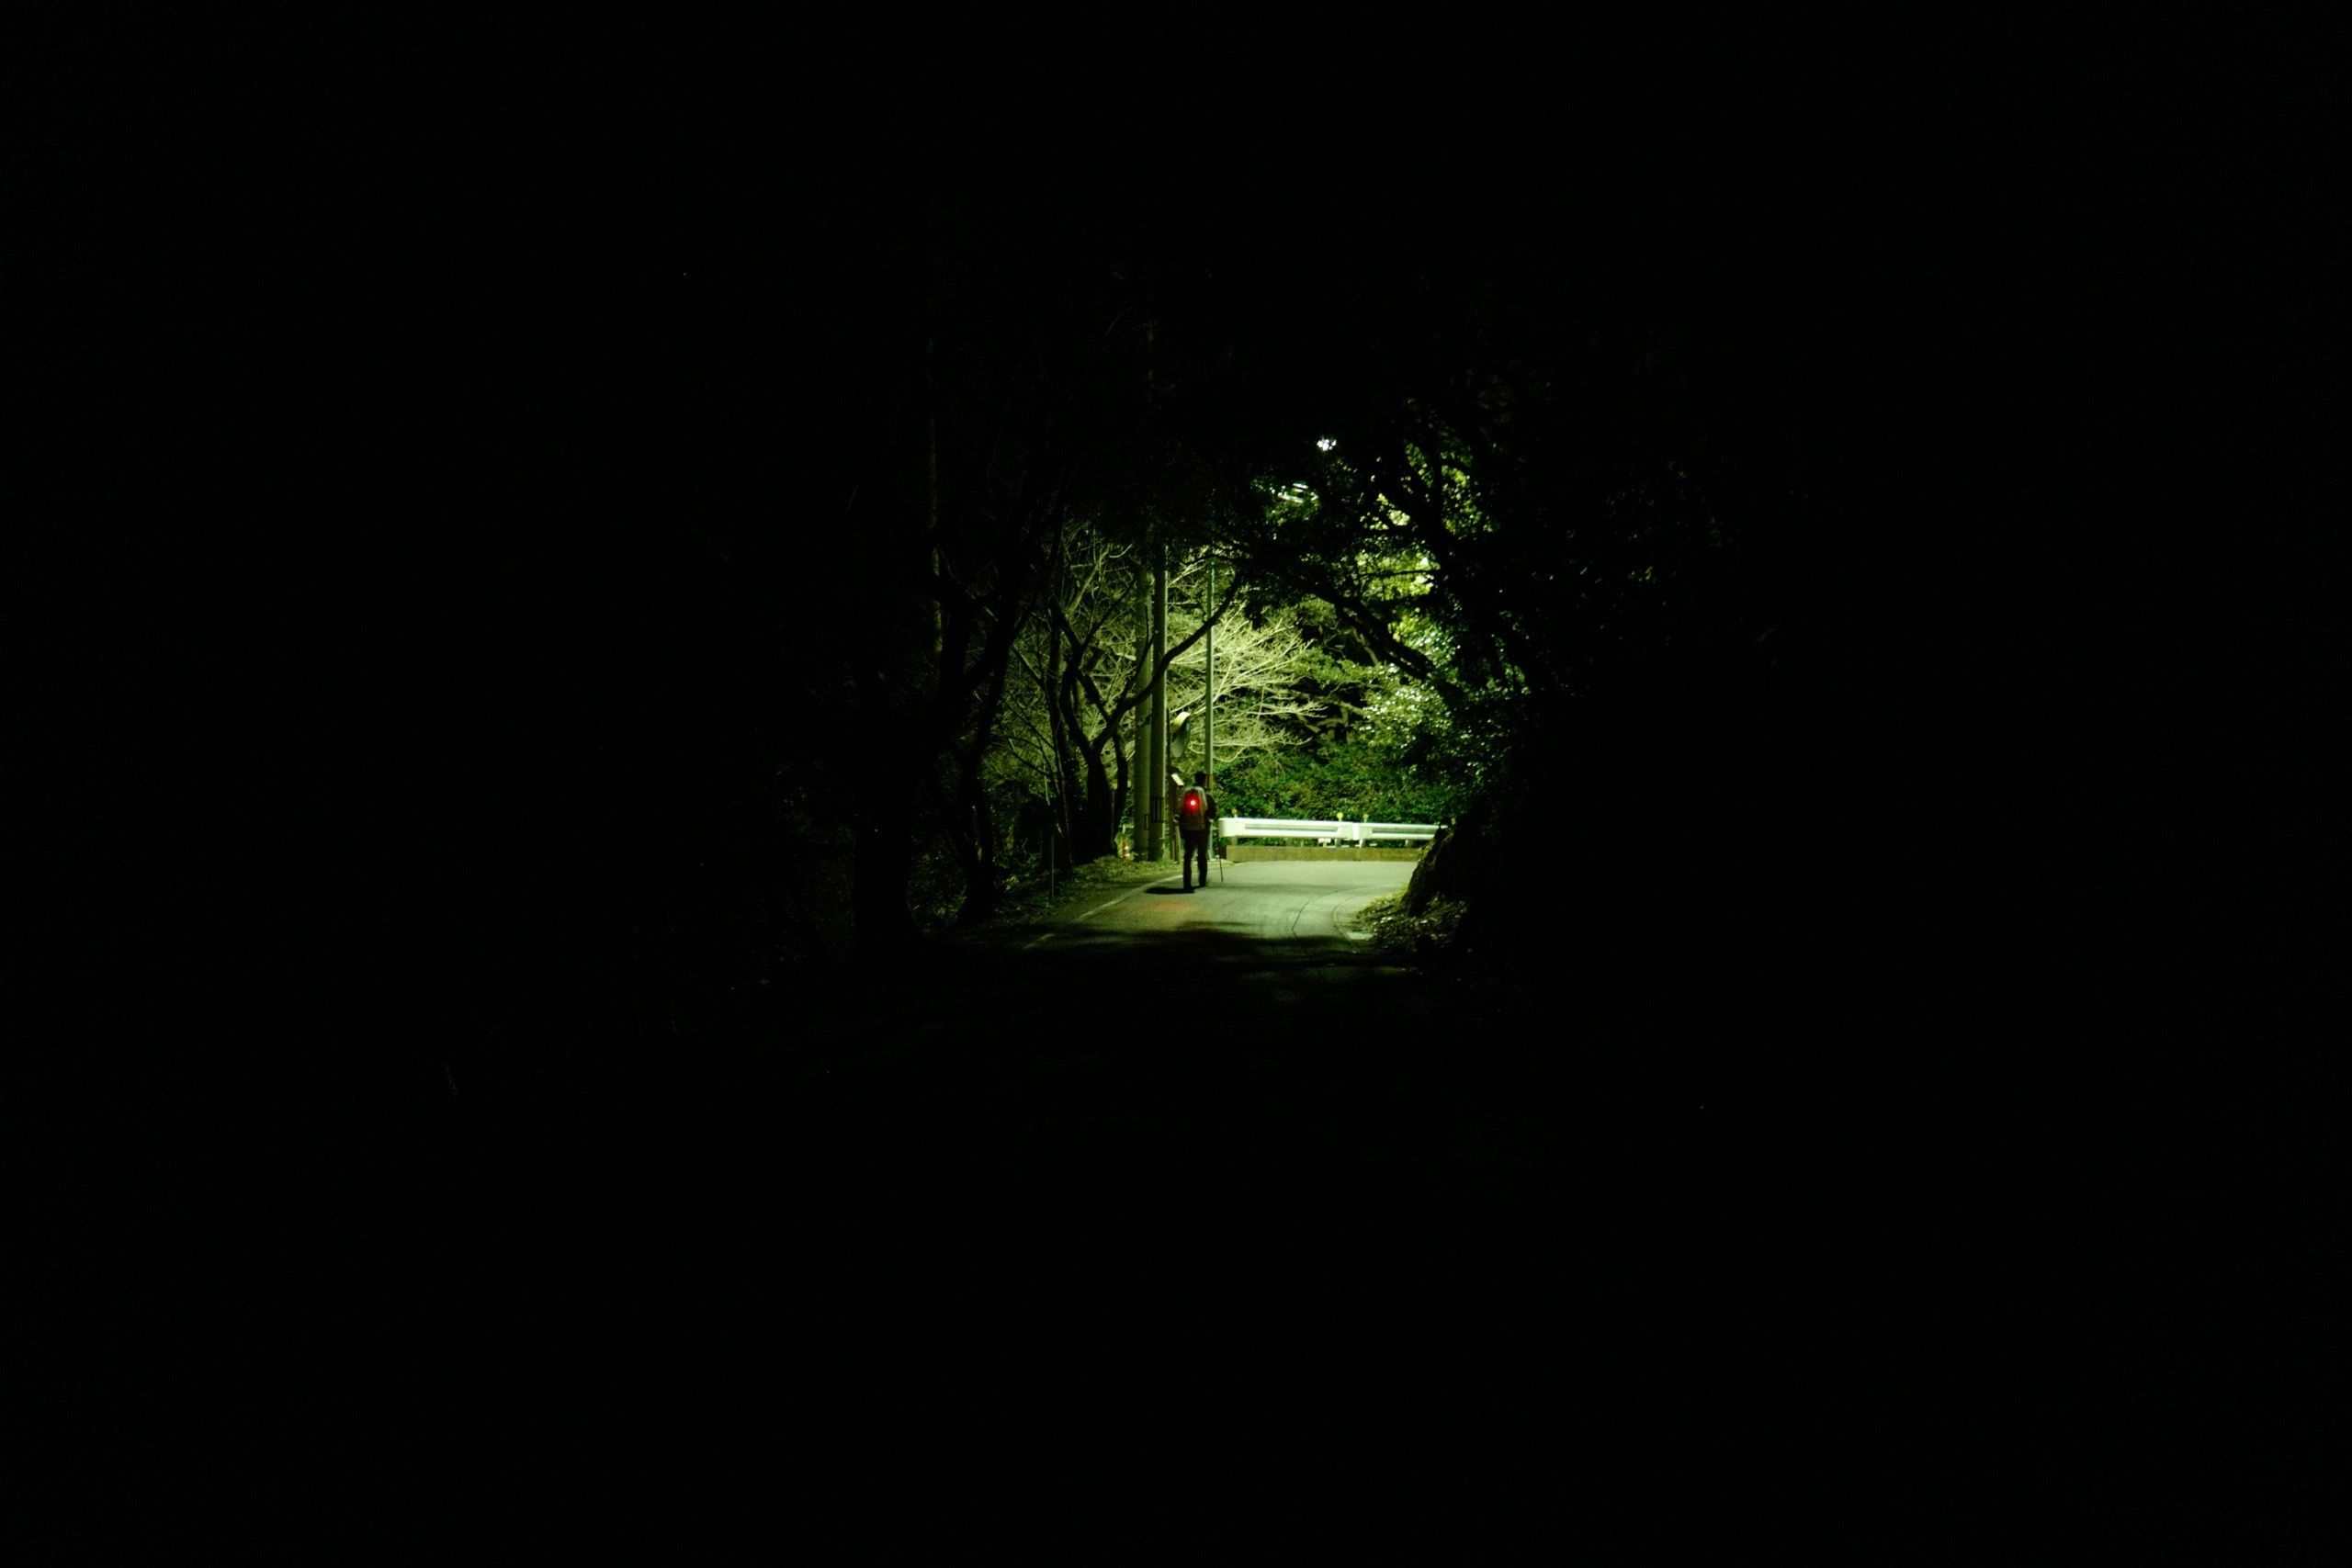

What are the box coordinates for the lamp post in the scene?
[1204,556,1216,795]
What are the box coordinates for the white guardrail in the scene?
[1220,817,1443,846]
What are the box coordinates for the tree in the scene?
[992,531,1327,867]
[985,522,1258,867]
[1129,188,1856,1002]
[750,176,1178,947]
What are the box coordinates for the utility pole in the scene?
[1142,536,1169,859]
[1204,556,1216,793]
[1136,317,1167,863]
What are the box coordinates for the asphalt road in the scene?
[421,847,1843,1540]
[1015,856,1412,949]
[386,856,2141,1548]
[226,855,2273,1554]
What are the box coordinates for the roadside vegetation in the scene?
[417,151,1943,1088]
[1343,889,1466,961]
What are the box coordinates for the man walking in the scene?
[1174,771,1217,892]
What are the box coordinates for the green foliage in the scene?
[908,834,972,935]
[1348,889,1469,961]
[1215,731,1466,825]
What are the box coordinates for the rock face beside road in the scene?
[1403,808,1488,916]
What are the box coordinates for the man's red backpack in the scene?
[1179,787,1207,829]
